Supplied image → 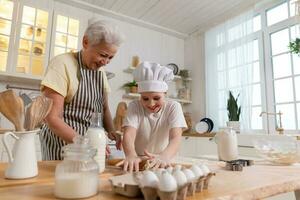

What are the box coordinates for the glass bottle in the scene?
[216,127,238,161]
[54,136,99,199]
[86,112,107,173]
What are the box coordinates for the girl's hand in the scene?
[123,155,142,172]
[144,150,171,169]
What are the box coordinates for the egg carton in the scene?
[109,164,215,200]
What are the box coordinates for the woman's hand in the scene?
[123,155,142,172]
[144,150,171,169]
[108,131,122,150]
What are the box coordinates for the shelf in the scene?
[122,93,192,104]
[174,75,192,81]
[123,66,136,73]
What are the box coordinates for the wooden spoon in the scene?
[24,96,53,131]
[0,90,24,131]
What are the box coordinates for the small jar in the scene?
[54,136,99,199]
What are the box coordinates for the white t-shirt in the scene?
[123,100,187,155]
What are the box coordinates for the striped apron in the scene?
[40,51,104,160]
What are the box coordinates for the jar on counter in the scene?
[216,127,238,161]
[54,136,99,199]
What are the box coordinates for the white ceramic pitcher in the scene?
[2,129,39,179]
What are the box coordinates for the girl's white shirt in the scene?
[123,100,187,155]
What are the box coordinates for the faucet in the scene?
[259,111,284,134]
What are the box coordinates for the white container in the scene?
[216,127,238,161]
[86,112,107,173]
[2,130,39,179]
[55,172,99,199]
[54,136,99,199]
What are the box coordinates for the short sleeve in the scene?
[102,71,111,93]
[123,101,140,129]
[168,101,187,129]
[41,55,68,97]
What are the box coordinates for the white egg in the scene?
[182,168,196,182]
[158,171,177,192]
[154,168,166,178]
[190,164,204,178]
[199,164,210,175]
[166,166,173,173]
[141,170,159,188]
[172,169,187,187]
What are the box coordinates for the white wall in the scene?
[184,33,206,123]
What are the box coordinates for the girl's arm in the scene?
[145,127,182,169]
[122,126,141,172]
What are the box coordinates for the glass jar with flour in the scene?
[86,112,107,173]
[54,136,99,199]
[216,127,238,161]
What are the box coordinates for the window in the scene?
[53,15,79,56]
[17,6,49,76]
[0,0,13,72]
[205,0,300,134]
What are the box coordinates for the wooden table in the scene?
[1,161,300,199]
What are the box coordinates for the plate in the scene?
[195,121,209,134]
[166,63,179,75]
[200,118,214,132]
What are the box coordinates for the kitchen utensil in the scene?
[24,96,53,131]
[2,129,39,179]
[0,90,24,131]
[19,93,32,106]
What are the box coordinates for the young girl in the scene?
[122,61,187,172]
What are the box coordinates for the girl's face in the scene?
[140,92,166,113]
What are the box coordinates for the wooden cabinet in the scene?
[13,0,53,77]
[0,0,90,82]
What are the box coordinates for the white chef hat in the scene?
[133,61,174,93]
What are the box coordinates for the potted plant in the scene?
[226,91,241,133]
[123,80,138,93]
[288,38,300,55]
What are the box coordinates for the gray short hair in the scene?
[84,20,125,46]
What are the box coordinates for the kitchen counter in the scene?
[1,161,300,199]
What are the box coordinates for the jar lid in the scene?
[62,135,97,156]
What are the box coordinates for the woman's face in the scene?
[82,36,118,70]
[140,92,166,113]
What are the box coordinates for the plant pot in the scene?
[226,121,240,133]
[130,86,138,93]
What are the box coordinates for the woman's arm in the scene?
[122,126,141,171]
[43,87,77,143]
[102,92,121,149]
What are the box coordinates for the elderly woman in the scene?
[40,20,124,160]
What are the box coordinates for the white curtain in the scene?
[205,10,258,132]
